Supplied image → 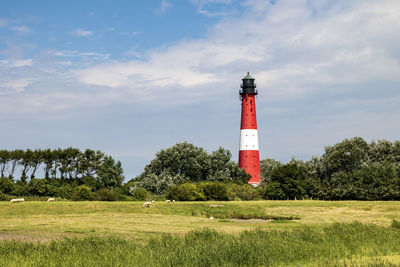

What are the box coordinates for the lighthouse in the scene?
[239,72,261,185]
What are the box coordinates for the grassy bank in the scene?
[1,223,400,266]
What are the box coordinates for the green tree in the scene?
[144,142,211,182]
[0,150,10,178]
[266,163,308,200]
[259,158,282,184]
[321,137,369,177]
[97,155,125,189]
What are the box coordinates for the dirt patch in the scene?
[0,232,56,242]
[231,219,272,223]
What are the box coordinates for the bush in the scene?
[71,185,94,201]
[57,184,73,199]
[0,191,7,201]
[12,182,29,196]
[198,182,229,201]
[0,177,15,194]
[167,183,205,201]
[229,184,260,200]
[131,188,150,201]
[96,188,121,201]
[261,182,285,200]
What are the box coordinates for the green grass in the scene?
[1,223,400,266]
[1,200,400,266]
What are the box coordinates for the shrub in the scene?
[57,184,73,199]
[198,182,229,201]
[71,185,94,201]
[0,191,7,201]
[12,182,29,196]
[131,188,150,201]
[0,177,15,194]
[229,184,260,200]
[261,182,285,200]
[167,183,205,201]
[96,188,121,201]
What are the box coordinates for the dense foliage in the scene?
[1,137,400,201]
[260,137,400,200]
[0,148,125,200]
[128,142,250,194]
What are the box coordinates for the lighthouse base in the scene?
[239,150,261,185]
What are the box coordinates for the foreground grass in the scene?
[1,223,400,266]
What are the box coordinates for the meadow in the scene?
[1,200,400,266]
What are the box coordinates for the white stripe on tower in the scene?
[239,129,259,151]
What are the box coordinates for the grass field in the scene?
[1,200,400,266]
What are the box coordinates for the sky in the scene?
[1,0,399,180]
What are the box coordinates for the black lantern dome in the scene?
[240,72,257,95]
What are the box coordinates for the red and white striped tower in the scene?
[239,72,261,185]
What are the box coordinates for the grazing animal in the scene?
[10,198,24,204]
[172,200,175,203]
[47,198,55,202]
[152,200,155,203]
[165,200,171,203]
[143,201,151,208]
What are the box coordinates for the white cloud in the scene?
[75,0,400,106]
[1,78,35,92]
[156,0,172,14]
[190,0,235,16]
[2,0,400,116]
[72,29,93,37]
[54,50,110,60]
[10,25,32,34]
[0,59,33,68]
[11,59,33,67]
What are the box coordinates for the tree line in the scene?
[1,137,400,201]
[128,138,400,201]
[0,148,125,200]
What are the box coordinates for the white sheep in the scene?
[47,198,55,202]
[165,200,171,203]
[10,198,24,204]
[151,200,155,203]
[142,201,151,208]
[172,200,175,203]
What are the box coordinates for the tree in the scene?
[30,149,43,179]
[321,137,369,177]
[20,149,33,183]
[266,163,308,200]
[97,155,125,189]
[9,149,23,180]
[260,158,282,184]
[0,150,10,178]
[144,142,211,182]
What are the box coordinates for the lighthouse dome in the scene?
[240,72,257,94]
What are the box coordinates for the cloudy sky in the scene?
[1,0,399,180]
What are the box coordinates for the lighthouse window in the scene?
[250,100,253,104]
[250,108,253,112]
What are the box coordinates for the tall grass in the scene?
[1,222,399,266]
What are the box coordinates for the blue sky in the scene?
[1,0,400,180]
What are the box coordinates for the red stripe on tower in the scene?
[239,72,261,186]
